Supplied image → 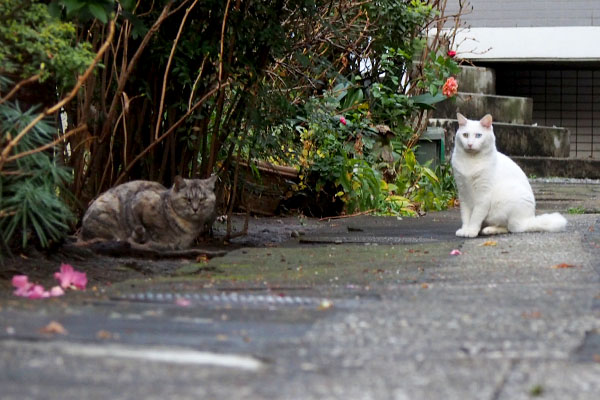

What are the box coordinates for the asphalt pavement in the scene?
[1,180,600,399]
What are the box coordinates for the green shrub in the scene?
[0,95,75,252]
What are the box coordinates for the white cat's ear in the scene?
[457,113,468,126]
[480,114,493,128]
[173,175,186,191]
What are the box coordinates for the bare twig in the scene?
[114,82,229,184]
[4,124,87,163]
[0,74,40,106]
[100,1,175,143]
[188,57,207,110]
[219,0,232,84]
[154,0,199,140]
[0,19,116,172]
[318,209,376,221]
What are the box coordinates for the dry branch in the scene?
[0,74,40,106]
[0,19,116,172]
[154,0,199,140]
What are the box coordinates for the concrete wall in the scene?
[447,0,600,27]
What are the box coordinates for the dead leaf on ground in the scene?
[196,255,209,263]
[522,310,542,319]
[96,330,117,340]
[480,240,497,247]
[39,321,68,335]
[552,263,577,269]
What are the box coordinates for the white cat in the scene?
[451,113,567,238]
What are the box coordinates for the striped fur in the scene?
[80,176,217,250]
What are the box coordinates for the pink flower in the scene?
[339,116,347,126]
[12,275,34,297]
[12,276,50,298]
[450,249,462,256]
[442,77,458,97]
[54,263,87,290]
[447,50,457,58]
[28,285,50,299]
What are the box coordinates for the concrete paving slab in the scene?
[1,181,599,399]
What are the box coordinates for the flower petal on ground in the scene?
[175,298,191,307]
[450,249,462,255]
[49,286,65,297]
[28,285,50,299]
[55,263,88,290]
[12,275,33,297]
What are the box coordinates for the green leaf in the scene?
[404,149,416,172]
[120,0,136,12]
[421,166,439,183]
[411,93,446,109]
[47,1,61,18]
[88,3,108,23]
[63,0,86,14]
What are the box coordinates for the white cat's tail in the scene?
[518,212,568,233]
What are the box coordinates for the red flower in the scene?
[442,77,458,97]
[339,116,347,126]
[447,50,457,58]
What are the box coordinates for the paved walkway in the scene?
[1,181,600,399]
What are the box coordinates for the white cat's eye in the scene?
[475,133,482,138]
[462,133,468,138]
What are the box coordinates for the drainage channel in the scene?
[110,291,339,309]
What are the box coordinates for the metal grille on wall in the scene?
[495,66,600,159]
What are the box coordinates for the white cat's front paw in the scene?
[456,227,479,238]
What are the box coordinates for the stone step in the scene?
[433,92,533,125]
[429,118,570,158]
[457,65,496,94]
[512,156,600,179]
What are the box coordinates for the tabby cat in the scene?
[80,176,217,250]
[452,113,567,238]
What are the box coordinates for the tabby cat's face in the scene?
[170,176,216,219]
[455,113,495,154]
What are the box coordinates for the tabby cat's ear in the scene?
[457,113,468,126]
[206,174,217,190]
[480,114,493,128]
[173,175,186,192]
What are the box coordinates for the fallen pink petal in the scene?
[54,263,88,290]
[28,285,50,299]
[12,275,33,297]
[450,249,462,256]
[49,286,65,297]
[175,298,191,307]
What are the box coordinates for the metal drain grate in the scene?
[111,291,332,308]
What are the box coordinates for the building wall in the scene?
[447,0,600,27]
[448,1,600,159]
[495,65,600,158]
